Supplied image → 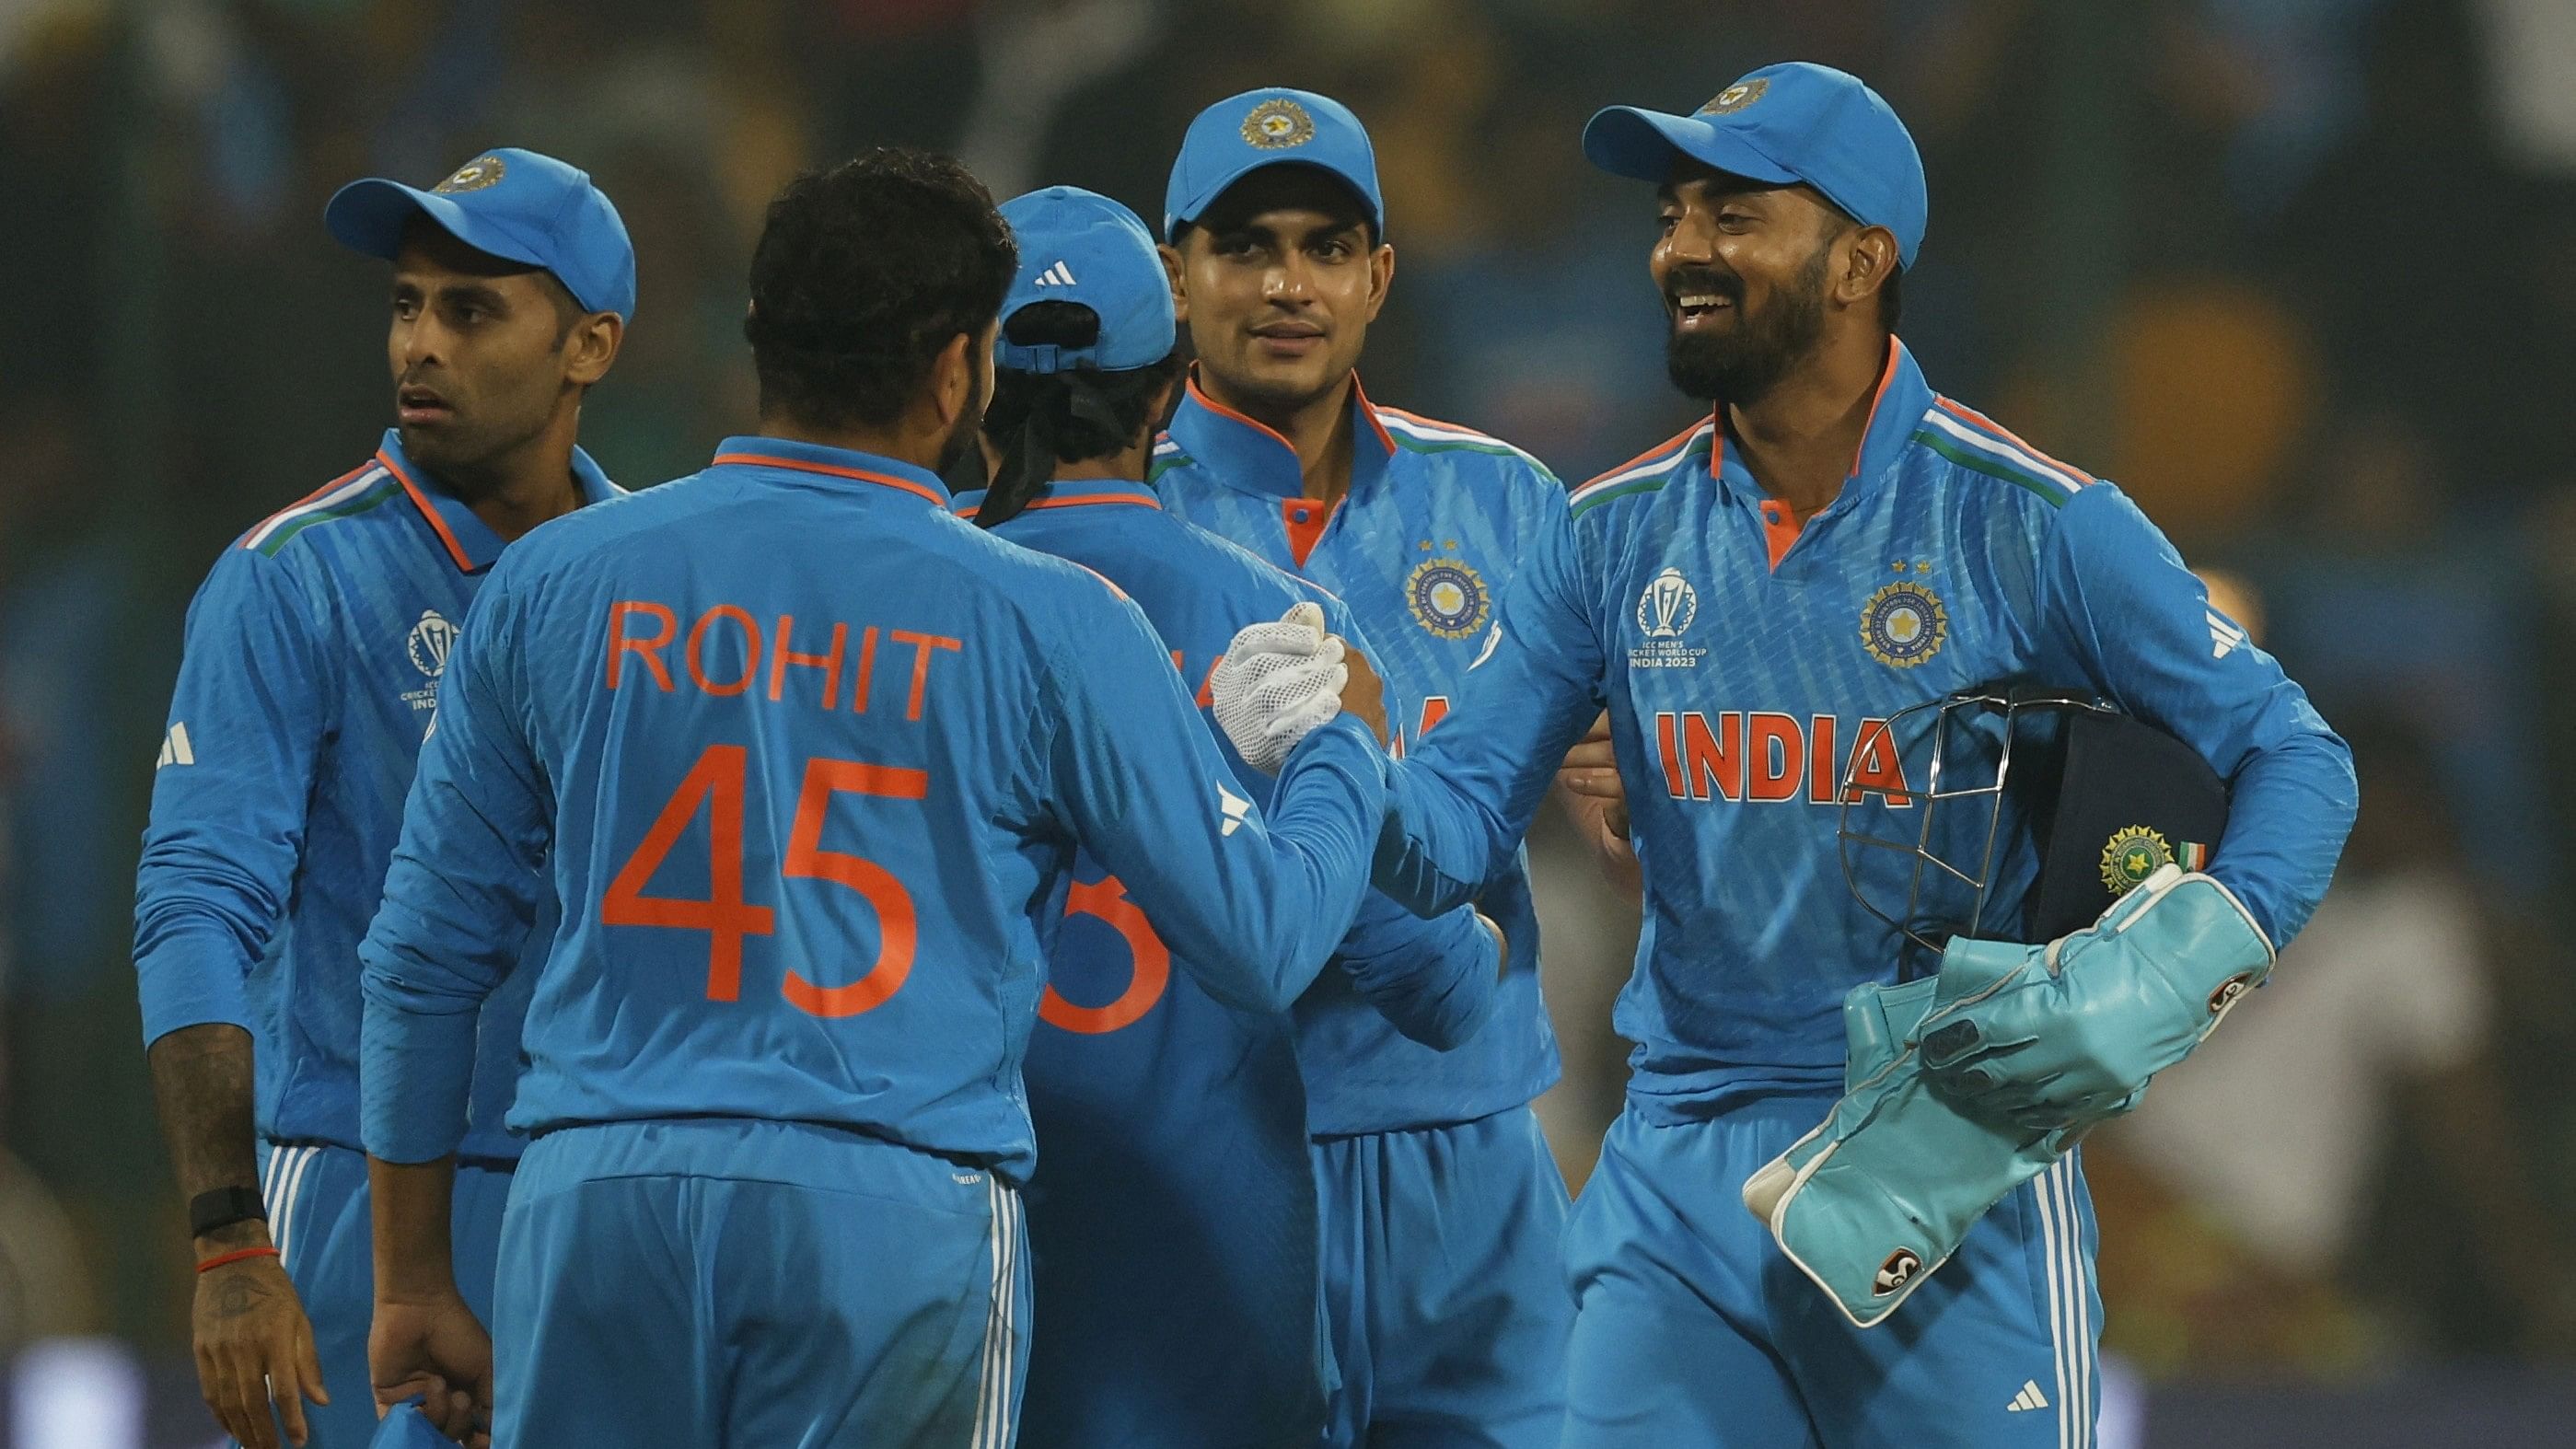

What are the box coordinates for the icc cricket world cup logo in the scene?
[1637,567,1699,639]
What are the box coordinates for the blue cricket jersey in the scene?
[958,474,1498,1445]
[356,439,1391,1182]
[1371,340,2358,1117]
[1154,377,1564,1135]
[133,431,619,1161]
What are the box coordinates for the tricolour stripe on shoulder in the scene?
[1377,411,1554,475]
[1916,407,2084,506]
[1144,446,1193,484]
[1569,422,1715,515]
[1934,398,2095,484]
[242,464,398,554]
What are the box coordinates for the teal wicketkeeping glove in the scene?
[1917,864,2273,1128]
[1742,962,2082,1328]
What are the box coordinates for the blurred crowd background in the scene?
[4,0,2574,1443]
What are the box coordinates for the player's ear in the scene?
[1363,240,1395,325]
[1158,242,1189,326]
[563,312,622,388]
[1839,226,1898,314]
[920,330,970,435]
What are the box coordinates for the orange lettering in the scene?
[1658,711,1685,798]
[1844,717,1914,806]
[768,615,849,709]
[1683,712,1741,802]
[851,626,880,713]
[607,600,677,691]
[780,759,927,1017]
[889,631,963,722]
[685,606,761,697]
[1039,875,1172,1034]
[1748,712,1804,802]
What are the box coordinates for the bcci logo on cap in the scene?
[407,609,459,677]
[1698,78,1770,116]
[1637,567,1697,639]
[434,156,506,194]
[1242,98,1317,150]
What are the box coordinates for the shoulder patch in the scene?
[1375,407,1554,476]
[241,464,401,556]
[1569,424,1715,518]
[1915,399,2094,507]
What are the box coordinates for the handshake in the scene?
[1213,602,1387,772]
[1744,864,2277,1327]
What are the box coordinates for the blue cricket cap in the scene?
[1164,87,1384,242]
[1583,62,1927,268]
[998,187,1176,374]
[325,147,637,319]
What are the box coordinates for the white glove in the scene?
[1213,602,1347,774]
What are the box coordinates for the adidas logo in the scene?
[1218,783,1253,838]
[1032,261,1077,288]
[2208,609,2245,659]
[156,723,195,769]
[2006,1379,2050,1413]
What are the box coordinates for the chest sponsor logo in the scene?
[1860,577,1947,668]
[1406,555,1490,640]
[1630,567,1707,669]
[402,609,458,713]
[1653,710,1914,806]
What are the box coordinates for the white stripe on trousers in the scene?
[2032,1160,2098,1449]
[2061,1164,2095,1447]
[270,1146,320,1269]
[970,1177,1021,1448]
[2034,1163,2071,1447]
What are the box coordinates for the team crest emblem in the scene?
[1241,98,1316,150]
[2099,824,2172,896]
[1859,580,1947,667]
[433,156,505,193]
[1407,558,1490,640]
[1636,567,1697,639]
[1873,1247,1922,1296]
[1699,78,1770,116]
[407,609,459,677]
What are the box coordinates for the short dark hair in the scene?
[975,301,1182,527]
[744,149,1016,432]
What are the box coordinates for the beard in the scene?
[1664,244,1831,406]
[934,359,992,480]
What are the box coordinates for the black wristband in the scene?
[188,1186,268,1239]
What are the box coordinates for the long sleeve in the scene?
[1043,589,1387,1016]
[2032,483,2356,945]
[1329,892,1500,1049]
[359,573,551,1163]
[132,548,332,1044]
[1374,500,1607,916]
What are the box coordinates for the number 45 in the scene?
[601,745,922,1017]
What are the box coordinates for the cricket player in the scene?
[354,150,1399,1449]
[1151,89,1572,1446]
[960,185,1506,1447]
[130,148,630,1449]
[1215,63,2357,1446]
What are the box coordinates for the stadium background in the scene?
[5,0,2574,1443]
